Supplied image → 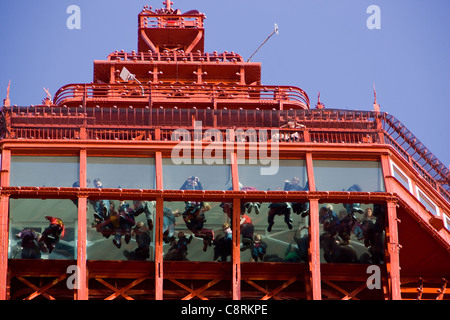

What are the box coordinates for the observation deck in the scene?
[0,1,449,301]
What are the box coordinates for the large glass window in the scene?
[163,201,229,262]
[87,156,155,189]
[416,188,438,216]
[318,202,385,264]
[444,215,450,231]
[87,199,155,261]
[391,162,411,191]
[234,160,309,263]
[9,199,77,260]
[237,159,308,191]
[10,156,79,187]
[237,200,309,263]
[313,160,385,192]
[162,159,231,190]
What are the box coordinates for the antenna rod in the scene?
[164,1,172,11]
[373,83,377,104]
[247,23,279,62]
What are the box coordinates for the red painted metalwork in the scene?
[0,1,449,300]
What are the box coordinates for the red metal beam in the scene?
[386,200,402,300]
[0,195,9,300]
[309,198,321,300]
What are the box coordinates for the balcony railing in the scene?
[139,13,204,30]
[381,113,450,201]
[107,51,244,63]
[52,83,310,110]
[1,107,448,203]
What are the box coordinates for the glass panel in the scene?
[163,201,229,262]
[445,215,450,231]
[10,156,79,187]
[237,159,308,191]
[88,199,155,260]
[318,202,385,264]
[417,189,438,215]
[9,199,77,259]
[314,160,385,192]
[87,156,155,189]
[392,164,410,191]
[237,201,309,263]
[162,159,231,190]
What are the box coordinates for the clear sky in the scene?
[0,0,449,168]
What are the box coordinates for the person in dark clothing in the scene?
[39,216,65,254]
[267,202,293,231]
[284,178,310,217]
[180,176,204,191]
[16,228,41,259]
[113,202,136,249]
[213,223,233,262]
[132,200,154,230]
[164,232,193,261]
[124,221,151,260]
[181,202,214,252]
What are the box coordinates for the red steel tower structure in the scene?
[0,2,449,300]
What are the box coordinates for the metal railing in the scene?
[381,113,450,201]
[139,13,204,29]
[52,83,310,110]
[107,50,244,63]
[6,106,376,130]
[1,107,448,202]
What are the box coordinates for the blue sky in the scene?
[0,0,449,168]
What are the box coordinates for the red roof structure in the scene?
[0,2,449,300]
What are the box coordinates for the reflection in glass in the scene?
[445,215,450,231]
[87,157,155,189]
[162,159,231,190]
[237,160,308,192]
[87,199,155,261]
[417,189,438,215]
[163,201,229,262]
[10,156,79,187]
[318,202,385,264]
[313,160,385,192]
[391,164,410,191]
[9,199,77,260]
[229,201,309,263]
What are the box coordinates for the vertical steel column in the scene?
[76,149,88,300]
[0,149,10,187]
[231,152,241,300]
[305,152,316,191]
[154,151,164,300]
[380,154,401,299]
[380,154,392,192]
[305,152,321,299]
[308,198,321,300]
[386,200,402,300]
[0,195,9,300]
[0,149,11,300]
[76,196,88,300]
